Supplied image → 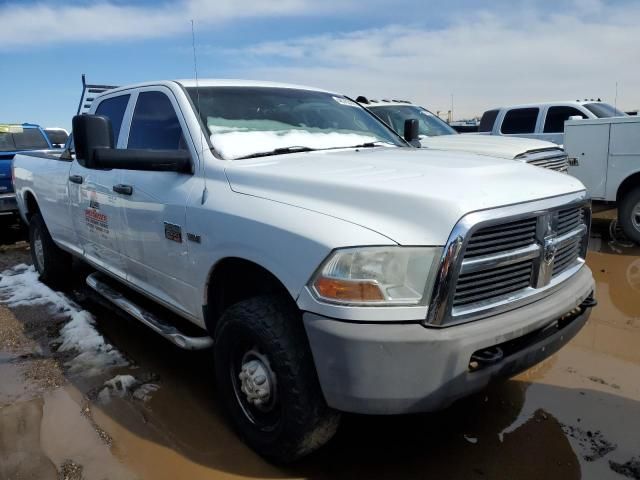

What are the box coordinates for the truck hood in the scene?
[0,156,13,194]
[418,134,561,160]
[224,147,585,245]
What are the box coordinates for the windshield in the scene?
[368,105,457,137]
[583,103,627,118]
[0,128,49,152]
[45,129,69,146]
[186,87,404,159]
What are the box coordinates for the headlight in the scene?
[311,246,442,306]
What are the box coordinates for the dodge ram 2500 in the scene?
[12,79,595,463]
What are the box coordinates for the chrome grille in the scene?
[552,207,585,276]
[520,150,569,173]
[464,217,537,258]
[436,202,589,326]
[454,260,534,307]
[557,207,584,236]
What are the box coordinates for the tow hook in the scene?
[469,346,504,371]
[580,295,598,309]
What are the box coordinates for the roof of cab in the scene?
[97,79,336,96]
[489,100,609,110]
[176,78,334,93]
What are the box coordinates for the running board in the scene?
[86,273,213,350]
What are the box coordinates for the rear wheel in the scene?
[213,295,340,463]
[28,213,71,287]
[619,187,640,244]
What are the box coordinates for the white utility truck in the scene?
[358,98,570,172]
[12,79,595,462]
[564,115,640,243]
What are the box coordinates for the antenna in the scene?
[191,19,208,205]
[614,81,618,112]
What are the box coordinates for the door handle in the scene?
[69,175,84,184]
[113,184,133,195]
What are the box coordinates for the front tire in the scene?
[619,187,640,244]
[29,213,71,287]
[213,295,340,463]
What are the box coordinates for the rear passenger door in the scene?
[542,106,588,145]
[69,93,131,278]
[499,107,541,141]
[117,87,200,317]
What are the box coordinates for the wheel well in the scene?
[204,258,294,335]
[617,172,640,204]
[23,191,40,220]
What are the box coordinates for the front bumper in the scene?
[0,193,17,215]
[303,266,594,415]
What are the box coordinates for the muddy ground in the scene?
[0,210,639,480]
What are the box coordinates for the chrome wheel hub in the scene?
[238,351,275,411]
[34,232,45,271]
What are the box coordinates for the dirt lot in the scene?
[1,210,639,480]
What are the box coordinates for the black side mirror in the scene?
[404,118,420,142]
[72,115,113,167]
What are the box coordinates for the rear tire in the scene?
[28,213,71,287]
[619,187,640,244]
[213,295,340,463]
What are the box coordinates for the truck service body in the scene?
[12,79,595,462]
[564,114,640,243]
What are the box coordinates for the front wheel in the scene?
[213,295,340,463]
[28,213,71,287]
[619,187,640,244]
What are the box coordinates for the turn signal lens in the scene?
[314,277,384,302]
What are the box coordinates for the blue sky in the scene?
[1,0,639,129]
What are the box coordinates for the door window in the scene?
[94,94,130,146]
[128,91,186,150]
[479,109,499,132]
[501,108,539,134]
[543,106,587,133]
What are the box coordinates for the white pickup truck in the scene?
[12,79,595,462]
[478,100,627,144]
[358,98,569,172]
[564,115,640,243]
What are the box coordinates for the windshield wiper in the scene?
[237,146,316,160]
[345,141,392,149]
[236,141,396,160]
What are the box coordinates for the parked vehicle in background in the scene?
[44,128,69,148]
[449,119,479,133]
[479,100,627,144]
[13,79,595,462]
[359,98,569,172]
[0,123,52,218]
[564,115,640,243]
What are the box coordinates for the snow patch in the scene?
[97,375,159,404]
[208,123,378,160]
[97,375,139,404]
[132,383,160,402]
[464,434,478,444]
[0,265,127,376]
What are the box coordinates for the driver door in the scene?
[116,87,200,317]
